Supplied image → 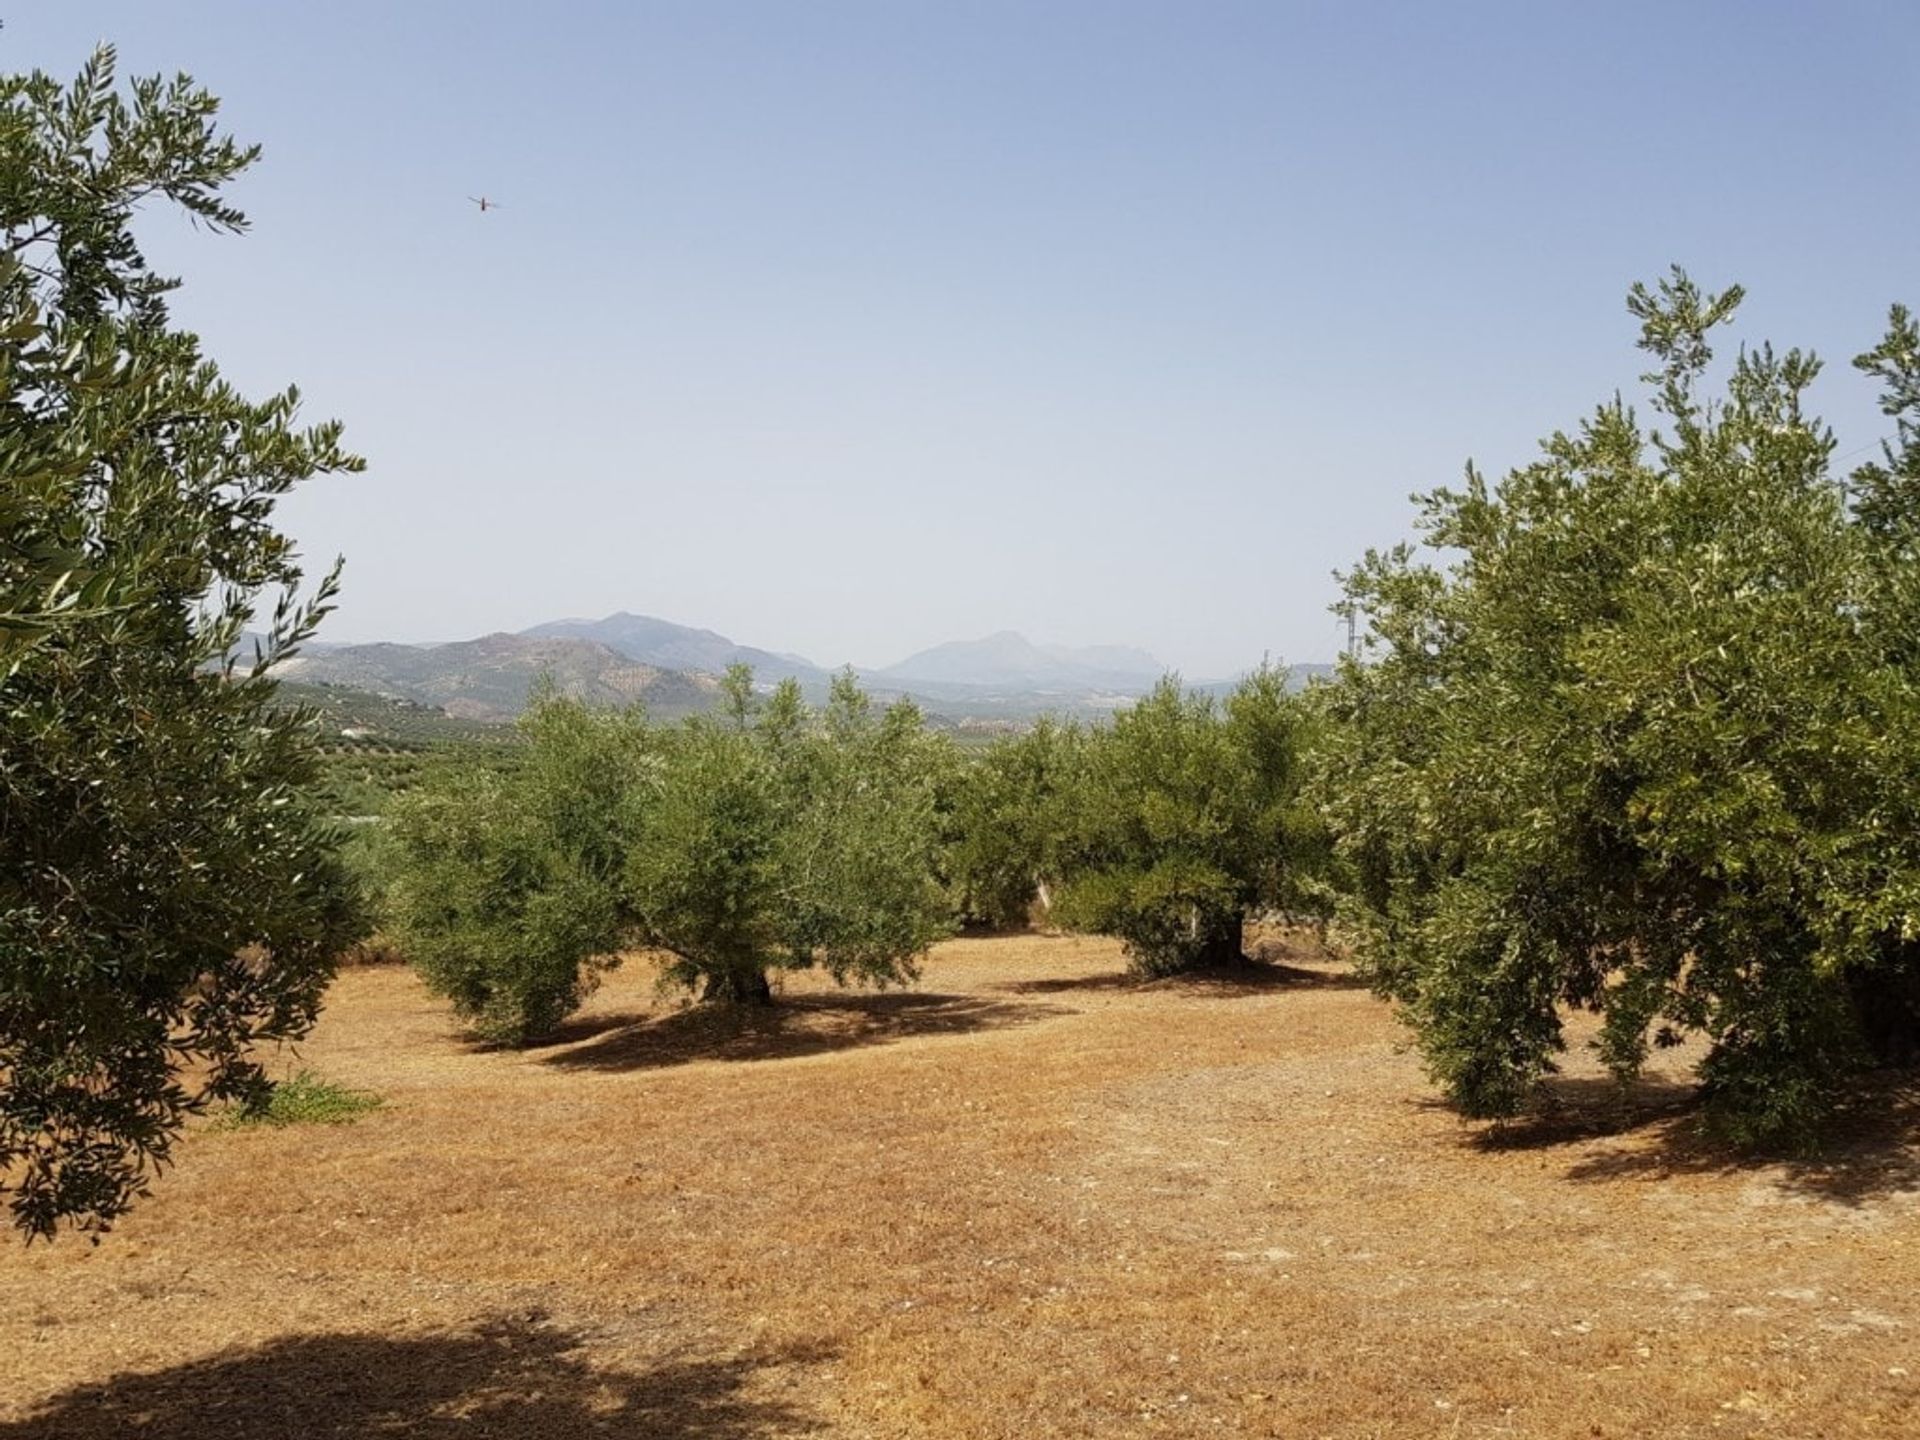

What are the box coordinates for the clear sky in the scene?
[13,3,1919,675]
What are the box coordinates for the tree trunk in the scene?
[1194,912,1247,968]
[701,965,773,1007]
[1850,959,1920,1067]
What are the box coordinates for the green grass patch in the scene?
[217,1071,384,1130]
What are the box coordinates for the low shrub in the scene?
[216,1071,383,1129]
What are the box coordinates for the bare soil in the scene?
[3,931,1917,1437]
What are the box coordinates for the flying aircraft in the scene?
[468,196,501,213]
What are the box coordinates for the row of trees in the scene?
[382,665,1317,1043]
[0,42,1324,1238]
[892,275,1920,1156]
[944,672,1323,973]
[8,44,1920,1240]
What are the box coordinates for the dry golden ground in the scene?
[3,932,1918,1438]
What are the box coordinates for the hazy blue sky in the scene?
[13,3,1919,674]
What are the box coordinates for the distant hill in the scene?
[877,631,1166,693]
[859,658,1334,718]
[271,610,1334,725]
[522,612,826,685]
[273,633,721,722]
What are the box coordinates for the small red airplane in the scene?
[468,196,501,213]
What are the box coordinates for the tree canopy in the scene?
[943,715,1085,930]
[627,669,952,1006]
[1323,270,1920,1146]
[391,669,953,1038]
[1051,668,1314,976]
[386,695,648,1045]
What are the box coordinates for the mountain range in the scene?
[876,631,1164,693]
[272,631,721,723]
[271,611,1325,724]
[522,613,825,685]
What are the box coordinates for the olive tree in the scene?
[627,669,951,1005]
[1323,270,1920,1146]
[1,47,364,1237]
[944,716,1085,929]
[1053,667,1311,976]
[387,695,651,1044]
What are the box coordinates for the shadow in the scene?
[1462,1071,1920,1206]
[997,971,1151,996]
[544,990,1072,1073]
[1463,1073,1701,1152]
[1772,1075,1920,1204]
[1554,1073,1920,1205]
[519,1009,653,1049]
[998,958,1367,998]
[1,1313,827,1439]
[951,918,1042,939]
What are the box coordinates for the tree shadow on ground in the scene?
[0,1312,829,1439]
[522,1009,652,1048]
[997,958,1366,998]
[1462,1071,1920,1206]
[543,991,1073,1073]
[1460,1074,1700,1151]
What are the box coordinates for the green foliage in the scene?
[388,670,952,1034]
[387,695,648,1044]
[629,669,952,1004]
[0,48,261,672]
[943,716,1085,928]
[0,47,364,1238]
[216,1070,383,1130]
[1052,668,1313,976]
[1322,269,1920,1146]
[317,737,525,967]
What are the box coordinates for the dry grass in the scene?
[4,931,1917,1438]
